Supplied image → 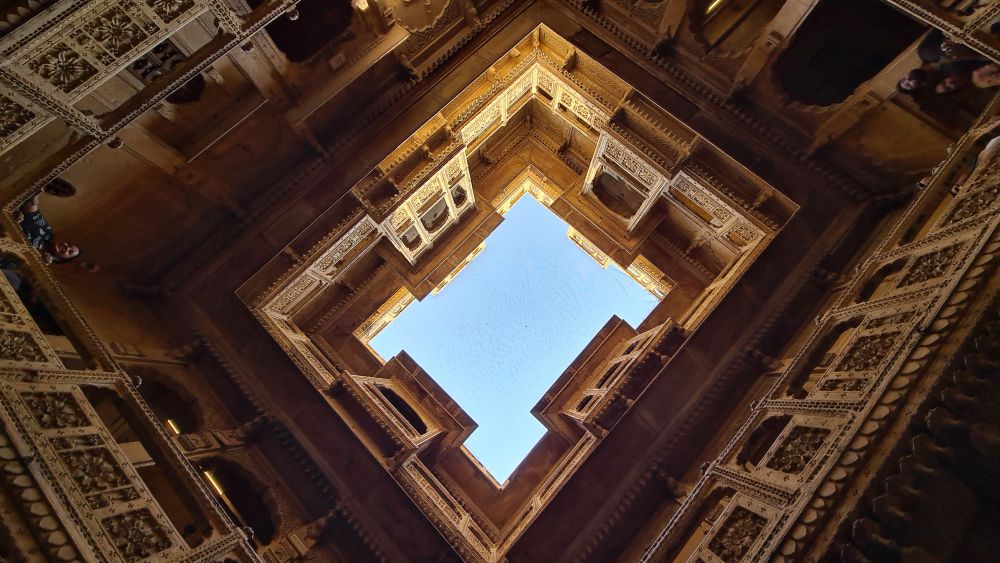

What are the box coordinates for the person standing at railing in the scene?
[14,183,80,264]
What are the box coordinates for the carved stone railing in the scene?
[0,232,257,561]
[638,95,1000,562]
[0,235,117,370]
[669,171,766,248]
[0,367,260,561]
[454,50,613,154]
[395,458,496,563]
[878,0,1000,63]
[0,0,300,198]
[2,377,188,560]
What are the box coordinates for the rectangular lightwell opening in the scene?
[368,194,661,483]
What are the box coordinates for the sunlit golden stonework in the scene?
[0,0,999,561]
[248,28,783,559]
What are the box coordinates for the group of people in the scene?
[898,29,1000,95]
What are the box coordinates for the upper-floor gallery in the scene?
[0,0,999,562]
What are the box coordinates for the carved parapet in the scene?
[835,296,1000,560]
[2,0,301,200]
[394,459,494,562]
[639,109,1000,563]
[0,423,87,561]
[877,0,1000,63]
[612,101,695,171]
[0,256,256,560]
[0,382,193,560]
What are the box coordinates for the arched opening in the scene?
[734,415,791,469]
[452,186,468,207]
[420,199,449,233]
[248,0,354,63]
[401,227,422,251]
[378,386,427,434]
[201,458,278,546]
[773,0,925,106]
[698,0,785,53]
[592,170,644,219]
[782,318,861,397]
[127,368,204,435]
[855,258,905,302]
[165,74,206,105]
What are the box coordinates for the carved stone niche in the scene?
[707,505,768,562]
[898,243,963,288]
[687,494,778,563]
[386,0,454,32]
[835,331,900,373]
[763,425,831,475]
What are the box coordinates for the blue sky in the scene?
[370,195,658,482]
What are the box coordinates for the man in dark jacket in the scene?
[18,195,79,263]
